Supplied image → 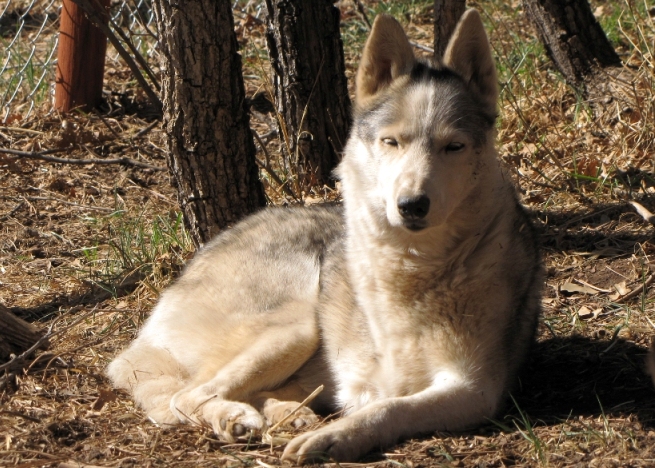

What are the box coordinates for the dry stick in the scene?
[67,0,162,112]
[411,41,435,54]
[107,13,161,91]
[1,195,115,213]
[0,126,45,135]
[0,200,25,221]
[0,313,64,373]
[134,119,160,138]
[614,273,655,303]
[0,147,165,171]
[354,0,372,28]
[0,410,41,422]
[263,384,324,451]
[251,49,297,187]
[252,130,299,201]
[94,111,123,140]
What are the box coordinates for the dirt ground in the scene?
[3,1,655,467]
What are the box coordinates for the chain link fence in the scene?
[0,0,159,121]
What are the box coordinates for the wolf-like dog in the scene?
[107,10,542,462]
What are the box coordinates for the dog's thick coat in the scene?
[107,10,542,462]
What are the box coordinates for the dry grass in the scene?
[2,0,655,466]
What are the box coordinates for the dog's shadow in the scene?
[512,335,655,424]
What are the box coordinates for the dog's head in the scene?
[339,10,500,234]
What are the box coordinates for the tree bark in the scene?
[523,0,621,88]
[0,304,46,362]
[265,0,351,190]
[153,0,266,247]
[433,0,466,58]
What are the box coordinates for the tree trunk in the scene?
[0,304,47,362]
[153,0,266,247]
[433,0,466,58]
[523,0,639,122]
[264,0,351,190]
[523,0,621,88]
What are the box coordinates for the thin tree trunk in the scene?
[433,0,466,58]
[153,0,266,247]
[523,0,621,88]
[265,0,351,190]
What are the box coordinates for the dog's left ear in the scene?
[355,14,415,108]
[443,9,498,115]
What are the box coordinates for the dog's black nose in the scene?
[397,195,430,220]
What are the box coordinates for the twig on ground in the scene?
[0,410,42,422]
[263,384,324,450]
[615,273,655,303]
[94,112,123,140]
[0,195,115,213]
[410,41,435,53]
[0,126,45,135]
[134,120,160,139]
[0,147,165,171]
[0,200,25,221]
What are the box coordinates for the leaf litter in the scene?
[2,0,655,466]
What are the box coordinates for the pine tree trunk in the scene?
[433,0,466,58]
[153,0,266,247]
[264,0,351,190]
[523,0,621,87]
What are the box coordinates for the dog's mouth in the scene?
[402,221,427,232]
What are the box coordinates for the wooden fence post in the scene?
[55,0,110,112]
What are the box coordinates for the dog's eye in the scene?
[445,142,465,152]
[382,138,398,147]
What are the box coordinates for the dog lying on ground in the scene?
[107,9,542,462]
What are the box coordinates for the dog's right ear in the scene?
[355,15,415,108]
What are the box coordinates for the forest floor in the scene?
[2,0,655,466]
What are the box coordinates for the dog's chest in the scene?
[322,265,476,409]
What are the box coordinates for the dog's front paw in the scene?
[171,390,264,442]
[202,400,265,442]
[281,421,365,463]
[263,400,318,429]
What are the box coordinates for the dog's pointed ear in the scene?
[443,9,498,115]
[355,14,415,108]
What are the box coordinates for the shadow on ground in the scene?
[515,336,655,424]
